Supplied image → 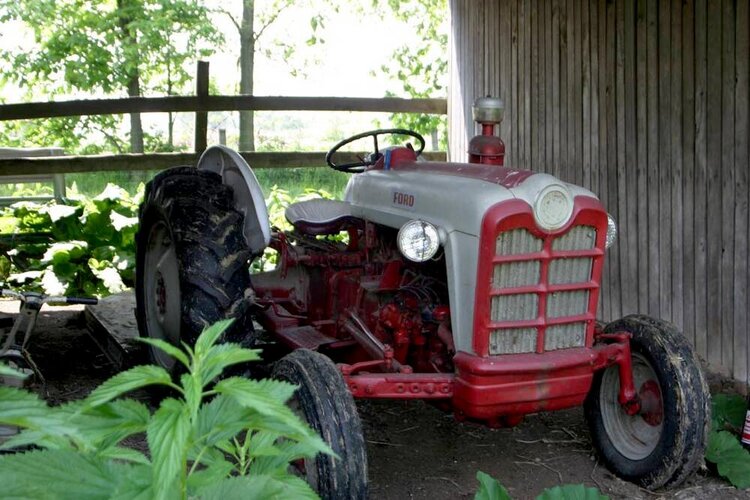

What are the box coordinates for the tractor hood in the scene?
[344,160,598,236]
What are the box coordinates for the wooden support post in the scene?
[194,61,209,154]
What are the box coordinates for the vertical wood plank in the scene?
[606,0,620,320]
[615,0,628,319]
[572,0,583,186]
[582,0,592,190]
[599,0,611,319]
[623,0,637,315]
[560,0,569,180]
[658,0,673,322]
[553,0,562,179]
[694,0,708,360]
[511,0,519,165]
[522,0,532,167]
[670,0,684,333]
[720,0,736,373]
[635,0,649,314]
[734,0,749,386]
[545,0,555,172]
[706,0,723,367]
[646,0,660,319]
[682,0,697,347]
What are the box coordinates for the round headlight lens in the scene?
[397,220,440,262]
[533,185,574,231]
[606,213,618,249]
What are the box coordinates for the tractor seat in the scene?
[285,199,362,235]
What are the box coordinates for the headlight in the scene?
[606,213,617,249]
[533,185,573,231]
[397,220,440,262]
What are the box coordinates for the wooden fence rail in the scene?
[0,95,447,122]
[0,61,447,175]
[0,151,447,176]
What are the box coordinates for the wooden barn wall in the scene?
[448,0,750,383]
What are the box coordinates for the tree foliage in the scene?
[375,0,448,149]
[0,0,222,152]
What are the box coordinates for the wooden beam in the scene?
[0,96,447,122]
[0,151,447,176]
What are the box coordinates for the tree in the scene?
[0,0,222,153]
[220,0,326,152]
[376,0,448,150]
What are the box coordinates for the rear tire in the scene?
[136,167,254,372]
[272,349,368,500]
[584,315,710,489]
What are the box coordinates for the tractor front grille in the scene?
[487,224,601,355]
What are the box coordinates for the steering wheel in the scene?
[325,128,426,173]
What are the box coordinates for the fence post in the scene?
[219,128,227,145]
[194,61,209,154]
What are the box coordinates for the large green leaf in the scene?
[706,431,750,489]
[85,364,174,407]
[536,484,609,500]
[147,397,190,500]
[193,394,252,448]
[213,377,309,436]
[108,462,154,500]
[712,393,748,432]
[194,318,234,356]
[72,399,151,449]
[0,449,117,499]
[138,337,190,368]
[195,474,317,500]
[0,385,51,425]
[474,471,512,500]
[200,342,262,385]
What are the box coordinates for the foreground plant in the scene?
[0,319,331,499]
[705,393,750,488]
[474,471,608,500]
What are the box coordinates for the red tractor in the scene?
[136,97,709,498]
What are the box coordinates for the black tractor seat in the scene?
[284,199,362,235]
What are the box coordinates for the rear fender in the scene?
[197,145,271,255]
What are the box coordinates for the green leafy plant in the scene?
[474,471,608,500]
[1,182,141,296]
[705,393,750,489]
[0,319,331,499]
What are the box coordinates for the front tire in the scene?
[584,315,710,490]
[136,167,253,372]
[272,349,368,500]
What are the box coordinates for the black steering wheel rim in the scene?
[325,128,426,173]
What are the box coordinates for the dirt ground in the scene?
[1,301,748,500]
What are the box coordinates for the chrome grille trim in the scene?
[496,229,543,255]
[544,323,587,350]
[487,223,599,355]
[548,258,593,284]
[493,260,541,288]
[491,294,538,322]
[490,328,537,354]
[547,290,590,318]
[552,226,596,251]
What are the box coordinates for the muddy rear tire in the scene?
[136,167,253,372]
[584,315,710,490]
[272,349,368,500]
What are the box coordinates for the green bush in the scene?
[0,319,330,499]
[1,183,141,297]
